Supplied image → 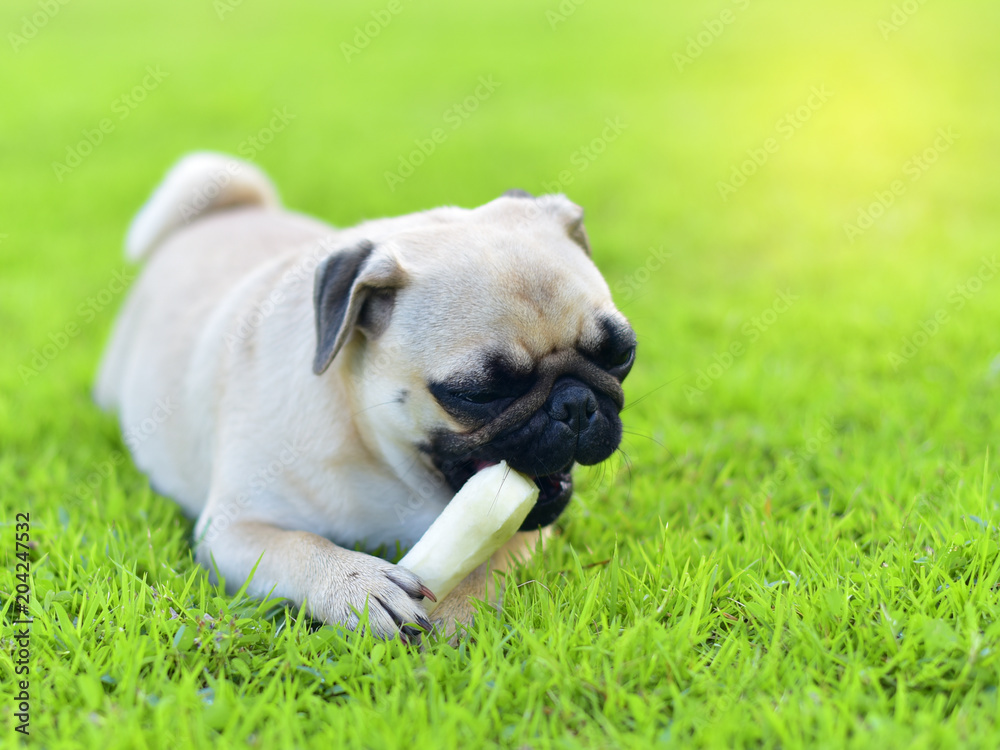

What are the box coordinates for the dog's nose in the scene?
[548,381,598,434]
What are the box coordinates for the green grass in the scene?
[3,0,1000,746]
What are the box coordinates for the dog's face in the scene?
[312,192,635,529]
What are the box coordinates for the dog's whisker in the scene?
[614,447,634,506]
[349,399,405,419]
[621,429,663,448]
[618,447,634,475]
[620,377,682,413]
[594,460,608,494]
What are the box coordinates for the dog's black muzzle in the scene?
[428,350,625,529]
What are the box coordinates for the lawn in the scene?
[2,0,1000,747]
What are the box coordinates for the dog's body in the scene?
[96,153,634,639]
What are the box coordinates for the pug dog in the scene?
[95,153,636,641]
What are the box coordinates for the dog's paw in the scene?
[428,595,483,645]
[318,551,435,642]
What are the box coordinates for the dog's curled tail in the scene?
[125,152,280,262]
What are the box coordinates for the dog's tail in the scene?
[125,152,280,262]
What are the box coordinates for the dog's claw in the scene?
[384,569,437,602]
[374,592,432,644]
[400,624,423,642]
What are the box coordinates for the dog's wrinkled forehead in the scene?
[479,192,591,255]
[389,197,618,379]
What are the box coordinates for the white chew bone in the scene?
[399,461,539,613]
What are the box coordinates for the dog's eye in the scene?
[610,345,635,369]
[455,389,504,404]
[429,383,505,409]
[589,320,637,377]
[429,379,530,416]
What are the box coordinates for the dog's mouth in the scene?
[432,455,573,530]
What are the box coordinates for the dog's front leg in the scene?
[194,519,434,640]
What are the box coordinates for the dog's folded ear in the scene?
[499,191,591,255]
[538,194,591,256]
[312,240,404,375]
[563,212,591,256]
